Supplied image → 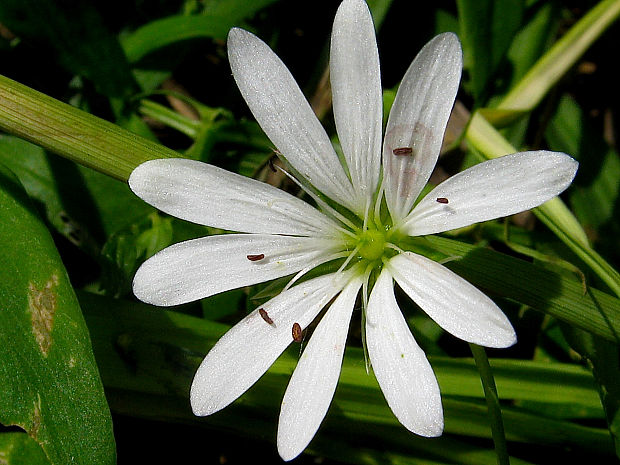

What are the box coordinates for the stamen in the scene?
[373,177,385,230]
[282,250,349,293]
[436,197,449,204]
[335,244,362,276]
[276,165,360,236]
[385,242,405,254]
[360,264,374,375]
[362,196,371,232]
[258,308,273,324]
[247,254,265,261]
[292,322,303,343]
[393,147,413,156]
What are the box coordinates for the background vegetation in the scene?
[0,0,619,464]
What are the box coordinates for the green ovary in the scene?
[357,229,386,261]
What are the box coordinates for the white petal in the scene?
[277,275,363,461]
[383,33,462,222]
[133,234,342,306]
[129,158,341,237]
[401,151,579,236]
[330,0,382,208]
[227,28,358,213]
[366,268,443,436]
[190,273,347,416]
[387,253,516,348]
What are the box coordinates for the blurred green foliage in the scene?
[1,0,619,464]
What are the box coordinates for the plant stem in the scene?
[0,74,177,182]
[470,343,510,465]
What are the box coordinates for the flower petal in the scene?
[366,268,443,436]
[383,33,462,223]
[190,273,347,416]
[133,234,342,306]
[129,158,341,237]
[277,275,364,461]
[402,151,578,236]
[227,28,358,213]
[330,0,382,209]
[387,253,516,348]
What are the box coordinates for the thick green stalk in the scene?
[0,74,176,182]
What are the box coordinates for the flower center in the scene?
[357,229,386,261]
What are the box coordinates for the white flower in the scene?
[129,0,578,460]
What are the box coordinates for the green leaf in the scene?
[100,212,174,297]
[79,291,612,461]
[122,0,280,63]
[545,95,620,259]
[465,111,620,297]
[498,0,620,112]
[563,327,620,457]
[0,163,115,464]
[421,235,620,342]
[0,432,50,465]
[0,0,136,98]
[457,0,525,102]
[504,1,560,92]
[0,135,154,249]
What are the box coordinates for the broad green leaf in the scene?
[0,432,50,465]
[0,164,115,464]
[0,135,154,248]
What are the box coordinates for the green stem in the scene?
[470,343,510,465]
[0,74,177,182]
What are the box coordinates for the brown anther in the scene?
[436,197,449,204]
[246,254,265,261]
[259,308,273,325]
[292,322,303,343]
[392,147,413,156]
